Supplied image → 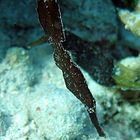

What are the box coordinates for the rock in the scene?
[0,31,11,61]
[0,47,36,93]
[0,47,140,139]
[0,0,38,27]
[60,0,118,43]
[113,55,140,89]
[0,47,95,139]
[112,55,140,100]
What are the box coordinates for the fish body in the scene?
[37,0,65,43]
[37,0,106,137]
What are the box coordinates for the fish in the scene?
[37,0,65,43]
[37,0,106,137]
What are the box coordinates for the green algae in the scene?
[118,1,140,38]
[113,61,140,90]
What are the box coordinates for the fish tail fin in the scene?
[88,109,106,137]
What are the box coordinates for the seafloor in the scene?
[0,0,140,140]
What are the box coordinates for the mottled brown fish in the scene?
[37,0,106,137]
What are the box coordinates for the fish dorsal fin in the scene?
[37,0,65,43]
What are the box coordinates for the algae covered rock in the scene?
[0,31,11,61]
[0,47,35,96]
[113,56,140,90]
[60,0,117,43]
[118,0,140,38]
[0,0,37,26]
[0,47,140,139]
[0,47,97,140]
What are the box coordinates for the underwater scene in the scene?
[0,0,140,140]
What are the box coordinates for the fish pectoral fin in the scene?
[27,35,49,49]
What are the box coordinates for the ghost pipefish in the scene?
[37,0,106,137]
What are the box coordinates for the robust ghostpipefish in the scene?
[36,0,106,137]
